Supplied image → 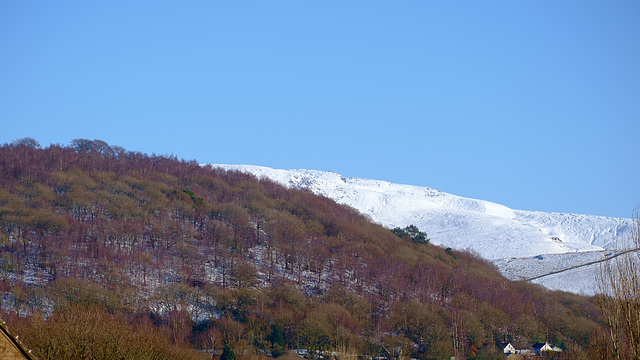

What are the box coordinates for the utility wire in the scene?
[524,247,640,282]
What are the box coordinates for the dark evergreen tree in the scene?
[392,224,429,244]
[220,344,237,360]
[269,324,285,357]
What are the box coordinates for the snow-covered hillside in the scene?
[212,164,634,295]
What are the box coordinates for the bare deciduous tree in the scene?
[597,208,640,359]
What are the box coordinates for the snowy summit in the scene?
[213,164,634,295]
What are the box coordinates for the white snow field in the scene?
[212,165,634,295]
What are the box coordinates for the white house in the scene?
[532,342,562,355]
[501,343,516,354]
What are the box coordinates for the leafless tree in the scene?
[597,208,640,359]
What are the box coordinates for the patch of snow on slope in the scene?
[212,164,633,295]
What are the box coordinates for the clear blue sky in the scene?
[1,1,639,218]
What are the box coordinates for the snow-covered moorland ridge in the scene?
[212,165,634,295]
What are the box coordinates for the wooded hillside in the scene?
[0,140,613,359]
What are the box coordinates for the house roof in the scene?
[532,342,562,352]
[0,318,38,360]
